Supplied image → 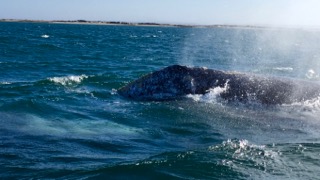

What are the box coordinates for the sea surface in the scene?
[1,22,320,179]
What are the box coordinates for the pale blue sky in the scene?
[1,0,320,26]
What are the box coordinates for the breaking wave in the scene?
[273,67,294,71]
[48,75,89,86]
[41,34,50,38]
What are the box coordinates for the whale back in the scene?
[118,65,320,104]
[118,65,198,100]
[118,65,233,100]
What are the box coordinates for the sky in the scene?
[1,0,320,27]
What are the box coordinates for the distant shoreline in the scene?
[1,19,319,30]
[0,18,267,29]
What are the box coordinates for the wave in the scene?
[207,139,279,177]
[85,139,279,179]
[0,74,121,105]
[48,75,89,86]
[272,67,294,71]
[41,34,50,38]
[208,139,320,179]
[132,139,320,179]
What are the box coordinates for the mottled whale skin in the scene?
[118,65,320,104]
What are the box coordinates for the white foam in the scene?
[48,75,88,86]
[285,96,320,111]
[209,139,278,165]
[186,80,229,103]
[273,67,294,71]
[210,139,265,151]
[306,69,319,80]
[0,82,11,85]
[41,34,50,38]
[111,88,118,95]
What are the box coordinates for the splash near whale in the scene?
[118,65,320,104]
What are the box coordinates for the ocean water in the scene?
[1,22,320,179]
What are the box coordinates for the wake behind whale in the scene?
[118,65,320,104]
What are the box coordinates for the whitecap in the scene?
[209,139,278,165]
[41,34,50,38]
[209,139,266,153]
[111,88,118,95]
[273,67,294,71]
[0,82,11,85]
[48,75,88,86]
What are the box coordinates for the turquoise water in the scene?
[1,22,320,179]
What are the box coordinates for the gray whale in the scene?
[118,65,320,104]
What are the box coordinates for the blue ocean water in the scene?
[1,22,320,179]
